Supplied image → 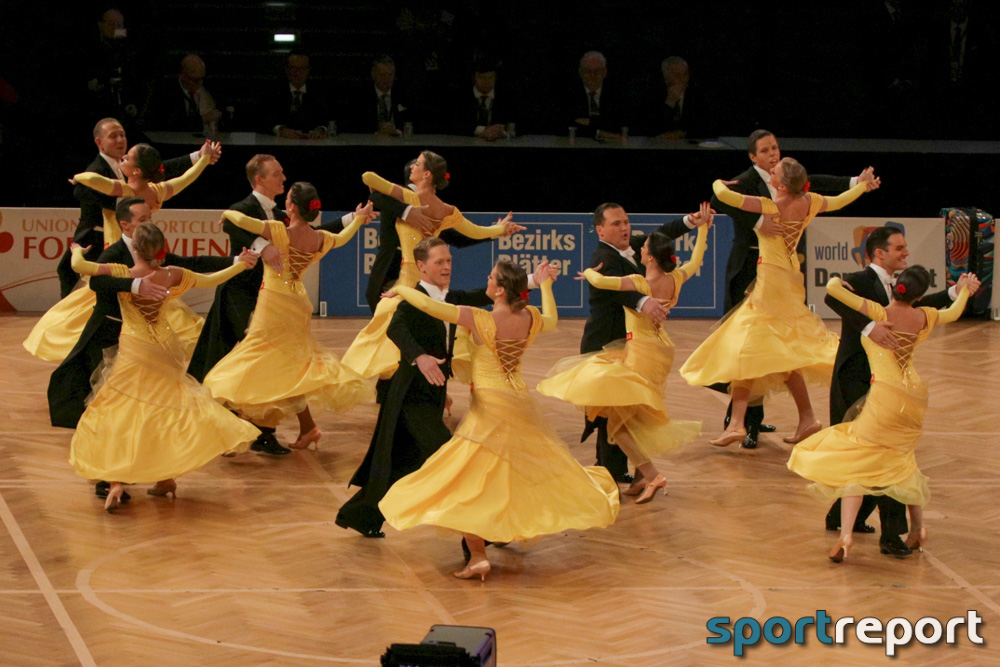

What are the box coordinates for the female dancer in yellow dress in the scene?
[538,223,708,502]
[680,158,869,447]
[203,183,376,449]
[379,259,620,581]
[23,142,220,362]
[67,224,260,511]
[341,150,523,379]
[788,269,969,561]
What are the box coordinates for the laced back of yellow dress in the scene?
[469,308,543,393]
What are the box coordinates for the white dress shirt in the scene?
[473,88,495,136]
[599,240,649,311]
[419,280,451,340]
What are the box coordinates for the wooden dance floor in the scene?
[2,313,998,665]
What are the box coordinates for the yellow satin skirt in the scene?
[680,263,839,399]
[787,380,930,506]
[70,333,258,483]
[538,336,701,457]
[380,388,620,543]
[204,287,374,427]
[23,282,205,363]
[340,294,403,380]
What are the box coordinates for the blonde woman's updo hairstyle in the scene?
[132,222,166,264]
[494,258,529,311]
[778,157,809,195]
[421,150,449,191]
[289,181,321,222]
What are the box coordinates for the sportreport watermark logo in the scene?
[707,610,985,657]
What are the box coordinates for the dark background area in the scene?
[1,1,997,215]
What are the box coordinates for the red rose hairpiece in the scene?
[155,248,166,260]
[803,181,811,193]
[445,172,451,180]
[308,199,322,211]
[895,283,906,294]
[670,254,678,264]
[158,164,165,174]
[519,290,529,301]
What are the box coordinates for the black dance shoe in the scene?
[335,515,385,538]
[879,535,913,558]
[95,481,131,504]
[759,424,777,433]
[250,433,291,456]
[740,430,759,449]
[613,472,635,484]
[825,521,876,534]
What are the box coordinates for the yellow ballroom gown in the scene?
[203,214,374,428]
[341,171,509,379]
[23,157,212,362]
[379,283,620,543]
[537,225,708,460]
[70,263,260,483]
[787,279,970,506]
[679,188,860,399]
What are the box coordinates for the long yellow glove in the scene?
[936,286,970,325]
[162,155,210,198]
[221,210,267,235]
[189,262,246,289]
[451,213,509,240]
[327,213,368,249]
[72,172,119,196]
[826,276,886,321]
[678,224,709,278]
[823,183,867,212]
[393,285,461,324]
[538,277,557,333]
[583,268,625,291]
[362,171,420,206]
[70,245,130,278]
[713,179,780,214]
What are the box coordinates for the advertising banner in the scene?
[321,212,735,319]
[0,207,323,313]
[806,217,946,318]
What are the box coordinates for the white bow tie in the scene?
[621,247,635,259]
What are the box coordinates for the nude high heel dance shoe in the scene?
[905,527,928,552]
[453,560,491,581]
[147,479,177,498]
[783,421,822,444]
[710,429,747,447]
[104,482,124,513]
[634,475,667,504]
[828,536,853,563]
[290,427,322,450]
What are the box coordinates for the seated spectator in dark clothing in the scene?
[82,8,146,125]
[265,52,334,140]
[454,61,513,141]
[343,55,413,135]
[567,51,625,141]
[646,57,709,140]
[144,53,223,134]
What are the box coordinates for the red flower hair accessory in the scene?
[445,172,451,180]
[308,199,322,211]
[895,283,906,294]
[803,181,811,192]
[155,248,166,260]
[158,164,165,174]
[670,254,678,264]
[519,290,529,301]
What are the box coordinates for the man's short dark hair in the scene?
[116,197,146,223]
[414,236,446,263]
[286,51,309,64]
[371,54,395,70]
[866,226,903,262]
[748,128,774,155]
[93,117,121,138]
[593,202,623,228]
